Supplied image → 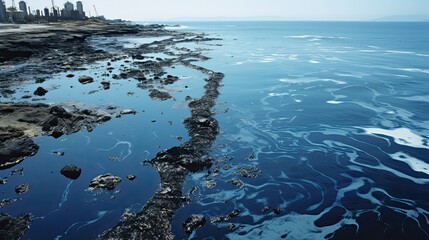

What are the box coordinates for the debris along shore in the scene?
[0,19,224,238]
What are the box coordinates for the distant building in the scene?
[76,1,85,17]
[62,1,74,18]
[6,10,25,22]
[35,9,40,17]
[44,7,49,18]
[64,1,73,11]
[18,1,27,16]
[0,0,6,22]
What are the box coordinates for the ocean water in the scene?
[167,21,429,239]
[2,21,429,239]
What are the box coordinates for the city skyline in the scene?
[11,0,429,21]
[0,0,87,22]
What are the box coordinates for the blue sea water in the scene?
[1,21,429,239]
[168,21,429,239]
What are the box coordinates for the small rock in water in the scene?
[126,175,136,181]
[53,151,65,156]
[120,109,137,115]
[0,198,16,208]
[237,165,262,178]
[60,164,81,180]
[10,168,24,176]
[88,174,122,191]
[227,223,236,231]
[15,183,29,194]
[149,89,172,100]
[262,206,270,212]
[66,74,75,78]
[205,182,216,189]
[182,214,206,233]
[33,87,48,96]
[78,75,94,84]
[273,208,281,215]
[101,80,111,89]
[227,179,244,188]
[0,177,7,185]
[211,209,240,223]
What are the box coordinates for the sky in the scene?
[10,0,429,21]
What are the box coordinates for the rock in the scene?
[0,177,7,185]
[0,198,16,208]
[227,223,236,231]
[126,175,136,181]
[66,74,75,78]
[50,106,72,119]
[78,75,94,84]
[227,179,244,188]
[97,115,112,122]
[237,165,262,178]
[273,208,281,215]
[0,213,31,239]
[53,151,64,156]
[0,131,39,170]
[182,214,206,234]
[101,80,110,89]
[149,89,172,101]
[163,75,179,85]
[60,164,81,180]
[88,174,122,191]
[120,109,137,115]
[35,78,45,83]
[81,109,92,115]
[205,182,216,189]
[210,209,240,223]
[15,183,29,194]
[33,87,48,96]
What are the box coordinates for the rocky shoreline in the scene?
[0,20,224,239]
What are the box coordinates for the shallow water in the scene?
[166,21,429,239]
[1,34,212,238]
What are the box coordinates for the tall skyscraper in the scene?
[0,0,6,22]
[44,7,49,18]
[76,1,84,17]
[18,1,27,16]
[64,1,74,11]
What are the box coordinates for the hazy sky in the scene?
[13,0,429,21]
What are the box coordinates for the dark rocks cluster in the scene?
[183,214,206,233]
[0,126,39,170]
[88,174,122,191]
[1,20,227,239]
[0,102,112,169]
[210,209,240,223]
[100,53,224,240]
[0,213,31,240]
